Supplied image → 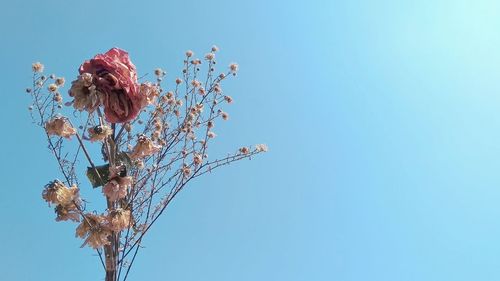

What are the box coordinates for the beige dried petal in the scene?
[45,117,76,139]
[69,74,103,112]
[42,180,79,206]
[139,82,160,107]
[75,213,111,249]
[87,125,112,142]
[129,135,161,159]
[108,208,132,232]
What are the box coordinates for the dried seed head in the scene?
[55,77,65,86]
[256,144,269,152]
[205,53,215,61]
[154,68,165,77]
[32,62,44,73]
[224,95,233,103]
[48,84,58,92]
[229,63,239,74]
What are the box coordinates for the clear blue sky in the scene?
[2,0,500,280]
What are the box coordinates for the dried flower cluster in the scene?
[42,180,80,222]
[25,47,266,281]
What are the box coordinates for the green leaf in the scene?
[86,164,110,188]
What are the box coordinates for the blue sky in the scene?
[2,0,500,280]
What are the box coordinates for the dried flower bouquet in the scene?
[26,47,267,281]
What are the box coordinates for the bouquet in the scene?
[26,47,267,281]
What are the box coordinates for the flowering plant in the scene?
[26,47,267,281]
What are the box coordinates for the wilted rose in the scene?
[78,48,143,123]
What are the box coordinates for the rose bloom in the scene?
[77,48,144,123]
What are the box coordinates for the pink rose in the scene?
[79,48,143,123]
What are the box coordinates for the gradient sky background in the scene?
[2,0,500,280]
